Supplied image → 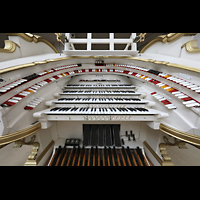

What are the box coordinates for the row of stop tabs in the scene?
[151,91,200,108]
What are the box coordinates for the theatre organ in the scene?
[0,33,200,166]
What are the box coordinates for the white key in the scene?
[109,109,115,114]
[172,77,179,81]
[158,83,166,87]
[101,108,105,115]
[155,95,162,99]
[183,100,196,105]
[159,73,166,77]
[29,102,38,106]
[127,108,133,114]
[117,108,123,114]
[178,95,188,99]
[191,86,200,90]
[191,87,199,90]
[167,105,177,109]
[91,108,96,114]
[105,108,110,114]
[88,108,92,114]
[32,100,41,104]
[165,104,174,107]
[153,93,159,97]
[172,91,181,95]
[164,87,171,90]
[159,98,167,101]
[156,83,162,86]
[29,88,37,92]
[27,104,36,108]
[166,104,176,108]
[187,84,197,88]
[12,97,22,100]
[0,89,7,92]
[96,108,101,115]
[8,99,18,103]
[77,107,83,114]
[179,82,187,85]
[76,108,81,114]
[177,80,185,84]
[167,77,174,80]
[3,87,11,90]
[15,80,24,84]
[19,92,28,96]
[186,103,200,107]
[35,98,43,101]
[31,86,39,90]
[175,79,184,83]
[7,85,15,88]
[22,91,30,94]
[175,93,184,97]
[182,82,191,86]
[184,83,194,87]
[92,108,97,114]
[9,83,18,87]
[65,108,73,114]
[157,96,164,99]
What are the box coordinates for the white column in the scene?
[109,33,114,50]
[64,33,70,51]
[87,33,92,50]
[131,33,136,51]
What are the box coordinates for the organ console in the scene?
[0,33,200,166]
[34,80,166,124]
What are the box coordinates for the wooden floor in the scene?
[48,146,150,166]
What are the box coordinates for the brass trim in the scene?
[159,142,174,166]
[181,40,200,53]
[1,55,200,76]
[140,33,197,53]
[0,122,41,146]
[24,142,40,166]
[36,140,54,165]
[159,123,200,146]
[127,57,200,74]
[143,141,174,166]
[0,40,20,53]
[0,62,36,74]
[143,141,163,165]
[5,33,59,53]
[0,57,69,74]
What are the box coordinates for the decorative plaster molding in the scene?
[140,33,197,53]
[0,40,20,53]
[5,33,59,53]
[181,40,200,53]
